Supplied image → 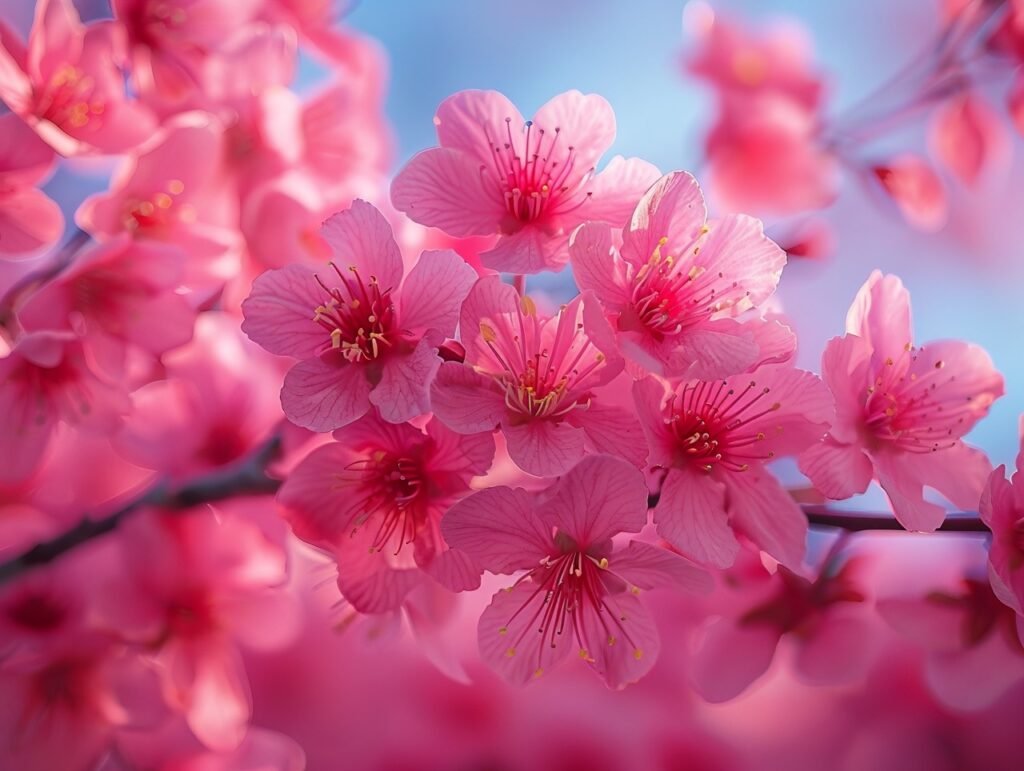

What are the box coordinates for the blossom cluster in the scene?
[1,1,1024,770]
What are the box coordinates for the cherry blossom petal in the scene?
[568,221,631,308]
[425,419,495,478]
[794,612,876,685]
[845,271,913,365]
[578,156,661,226]
[929,93,1006,185]
[369,337,439,424]
[725,470,808,568]
[676,319,760,380]
[334,530,422,614]
[186,645,252,752]
[622,170,707,268]
[572,402,649,468]
[399,249,477,337]
[799,438,874,500]
[655,467,738,569]
[241,265,325,359]
[531,90,616,178]
[276,442,364,545]
[503,418,585,477]
[433,89,525,164]
[873,450,947,532]
[872,156,948,232]
[280,358,370,432]
[442,486,551,573]
[420,547,481,594]
[480,227,567,274]
[577,590,660,690]
[690,617,781,703]
[610,540,712,593]
[321,199,403,292]
[632,376,676,467]
[820,333,874,444]
[429,361,505,434]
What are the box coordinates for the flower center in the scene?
[667,378,781,472]
[344,453,426,555]
[35,65,104,130]
[478,297,607,421]
[313,263,397,364]
[624,235,746,340]
[483,118,593,226]
[861,345,983,453]
[122,179,188,232]
[5,590,67,633]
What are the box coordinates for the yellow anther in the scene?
[598,557,609,569]
[520,295,536,316]
[168,179,185,194]
[505,647,516,658]
[633,648,644,660]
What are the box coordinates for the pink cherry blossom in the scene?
[799,271,1004,532]
[635,365,833,569]
[278,412,494,614]
[0,113,63,258]
[928,93,1009,186]
[871,155,949,232]
[430,276,648,477]
[0,331,130,487]
[18,237,195,374]
[0,0,157,156]
[441,455,711,688]
[391,89,660,273]
[569,171,793,380]
[242,199,478,431]
[980,421,1024,638]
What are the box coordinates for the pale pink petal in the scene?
[541,454,649,546]
[926,630,1024,711]
[873,156,949,232]
[276,442,365,545]
[241,264,326,358]
[187,645,252,752]
[369,337,439,424]
[459,275,519,366]
[577,590,660,689]
[429,361,505,434]
[794,612,876,686]
[844,271,913,363]
[477,579,572,685]
[744,317,797,368]
[979,465,1013,529]
[799,438,873,500]
[610,540,712,594]
[531,90,616,181]
[725,470,808,568]
[0,187,63,255]
[504,417,586,477]
[568,221,631,308]
[675,318,760,380]
[433,89,525,163]
[320,199,403,291]
[898,442,992,511]
[442,485,551,572]
[929,93,1006,185]
[694,214,787,312]
[655,467,738,569]
[420,547,481,593]
[632,376,676,467]
[280,357,370,432]
[574,156,661,225]
[621,171,707,268]
[399,248,477,337]
[0,28,31,114]
[571,402,649,468]
[480,226,567,274]
[390,147,505,237]
[873,450,947,532]
[690,617,781,703]
[333,529,422,614]
[28,0,83,83]
[739,365,833,457]
[424,418,495,477]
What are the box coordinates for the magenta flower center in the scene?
[313,263,398,364]
[35,65,104,130]
[479,303,607,421]
[861,346,979,453]
[344,452,426,555]
[5,589,68,633]
[625,236,748,340]
[484,118,593,226]
[499,544,642,674]
[667,378,781,472]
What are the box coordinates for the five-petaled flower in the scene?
[391,89,660,274]
[570,171,793,381]
[242,199,478,431]
[442,455,711,688]
[799,271,1004,532]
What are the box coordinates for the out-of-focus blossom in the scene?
[800,271,1004,531]
[18,237,195,374]
[443,455,711,688]
[113,312,281,479]
[691,547,876,702]
[0,331,130,486]
[870,155,949,232]
[635,364,832,569]
[431,277,647,477]
[242,199,477,431]
[102,507,300,751]
[980,420,1024,641]
[929,93,1009,186]
[391,89,660,273]
[570,171,792,381]
[0,113,63,258]
[0,0,156,155]
[279,412,494,613]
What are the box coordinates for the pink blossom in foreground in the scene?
[0,331,130,487]
[18,237,195,374]
[570,171,793,381]
[430,276,647,477]
[0,113,63,258]
[242,199,477,431]
[800,271,1004,532]
[103,507,299,751]
[277,412,494,613]
[980,421,1024,640]
[442,455,711,688]
[0,0,156,155]
[691,549,876,702]
[391,89,660,273]
[636,365,832,569]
